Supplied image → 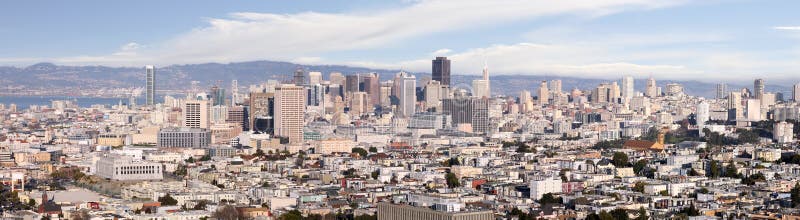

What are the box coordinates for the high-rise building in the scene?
[398,72,417,117]
[549,79,562,95]
[345,74,361,94]
[697,101,709,128]
[145,65,156,106]
[728,91,742,120]
[754,78,765,100]
[294,68,305,85]
[665,83,683,96]
[350,92,369,116]
[183,99,211,129]
[471,63,490,98]
[536,81,549,105]
[716,83,727,100]
[362,73,381,106]
[432,57,451,86]
[275,84,306,144]
[645,77,658,98]
[329,72,345,86]
[793,83,800,102]
[226,106,247,131]
[231,80,239,105]
[209,86,226,106]
[442,97,489,134]
[308,71,323,85]
[249,92,274,133]
[424,80,447,111]
[621,76,634,99]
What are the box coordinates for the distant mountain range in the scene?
[0,61,792,98]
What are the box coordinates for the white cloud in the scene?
[431,49,452,56]
[9,0,690,66]
[774,26,800,31]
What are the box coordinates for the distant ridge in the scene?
[0,61,791,98]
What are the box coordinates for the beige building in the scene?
[377,203,493,220]
[275,84,306,144]
[183,99,211,129]
[97,134,126,146]
[451,166,482,179]
[315,139,356,154]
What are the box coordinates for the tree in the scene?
[516,142,533,153]
[368,147,377,153]
[174,164,187,176]
[678,204,700,216]
[612,152,629,167]
[539,193,563,205]
[737,129,760,144]
[185,157,195,163]
[212,205,240,220]
[200,154,211,161]
[158,194,178,206]
[445,173,460,188]
[193,200,208,210]
[635,207,648,220]
[707,160,721,178]
[253,149,265,157]
[632,182,645,193]
[633,159,647,174]
[610,208,630,220]
[352,148,368,157]
[371,170,380,180]
[598,210,615,220]
[724,162,738,178]
[792,183,800,208]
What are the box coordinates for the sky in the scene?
[2,0,800,83]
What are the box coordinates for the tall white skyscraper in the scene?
[471,64,490,98]
[275,84,306,144]
[697,101,709,128]
[549,79,562,95]
[145,65,156,106]
[183,99,210,129]
[398,72,417,117]
[308,71,323,85]
[621,76,634,99]
[716,83,727,100]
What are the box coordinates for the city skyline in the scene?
[2,0,800,82]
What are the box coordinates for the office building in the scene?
[530,176,563,200]
[362,73,380,106]
[794,83,800,102]
[275,84,306,144]
[377,203,493,220]
[96,155,163,181]
[716,83,727,100]
[157,127,211,148]
[249,92,274,132]
[665,83,683,96]
[145,65,156,106]
[537,81,549,105]
[697,101,709,128]
[645,77,658,97]
[442,97,489,134]
[398,72,417,117]
[183,99,210,129]
[754,79,765,100]
[621,76,634,99]
[432,57,451,86]
[308,71,323,85]
[294,68,305,85]
[226,106,247,131]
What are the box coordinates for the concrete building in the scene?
[775,121,794,144]
[275,84,306,144]
[530,176,562,200]
[183,99,210,129]
[157,127,211,148]
[432,57,451,86]
[377,203,492,220]
[442,97,489,134]
[145,65,156,106]
[398,72,417,118]
[96,155,163,181]
[621,76,634,99]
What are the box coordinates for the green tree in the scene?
[445,173,460,188]
[200,154,211,161]
[707,160,721,178]
[633,159,648,174]
[368,147,377,153]
[635,207,648,220]
[632,182,645,193]
[352,148,368,157]
[371,170,379,180]
[158,194,178,206]
[598,210,615,220]
[213,205,240,220]
[539,193,563,205]
[792,183,800,207]
[185,157,195,163]
[610,208,630,220]
[612,152,629,167]
[724,162,738,178]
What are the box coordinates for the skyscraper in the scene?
[537,81,549,105]
[294,68,305,85]
[716,83,727,100]
[231,80,239,105]
[249,92,274,133]
[398,72,417,117]
[645,77,658,98]
[363,73,381,106]
[697,101,709,128]
[442,97,489,134]
[793,83,800,102]
[549,79,562,95]
[308,71,323,85]
[621,76,634,99]
[754,78,765,100]
[183,99,210,129]
[432,57,451,86]
[275,84,306,144]
[145,65,156,106]
[472,64,490,98]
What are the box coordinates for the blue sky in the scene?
[2,0,800,82]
